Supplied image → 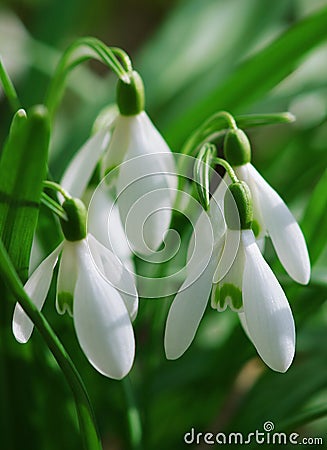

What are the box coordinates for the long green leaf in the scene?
[165,7,327,146]
[0,106,50,282]
[0,238,102,450]
[301,168,327,266]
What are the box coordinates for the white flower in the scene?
[234,163,310,284]
[216,163,310,285]
[12,233,138,380]
[106,112,177,255]
[60,85,177,256]
[164,186,296,373]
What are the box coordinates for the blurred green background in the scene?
[0,0,327,449]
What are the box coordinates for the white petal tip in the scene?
[99,364,133,380]
[294,267,311,286]
[164,346,183,361]
[12,304,33,344]
[81,344,135,380]
[12,324,31,344]
[267,355,294,373]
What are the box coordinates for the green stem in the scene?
[111,47,133,72]
[122,377,142,450]
[0,58,21,112]
[176,110,294,198]
[41,192,67,220]
[0,239,102,450]
[43,180,71,200]
[181,111,236,158]
[213,157,239,183]
[45,37,131,120]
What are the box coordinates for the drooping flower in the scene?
[165,181,296,373]
[12,197,138,380]
[60,71,177,255]
[221,127,311,285]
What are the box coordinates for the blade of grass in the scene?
[301,168,327,266]
[165,7,327,147]
[0,238,102,450]
[0,106,50,282]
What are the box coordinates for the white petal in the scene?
[211,229,244,312]
[248,164,310,284]
[164,252,218,360]
[61,129,111,198]
[87,234,138,321]
[235,164,266,239]
[56,241,78,315]
[242,230,295,373]
[141,112,177,194]
[87,184,135,271]
[186,194,225,275]
[74,240,135,379]
[116,114,176,254]
[12,243,63,343]
[101,115,134,175]
[211,172,231,209]
[213,228,241,284]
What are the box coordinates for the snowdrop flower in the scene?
[165,180,296,373]
[12,197,138,380]
[61,71,177,255]
[221,127,311,285]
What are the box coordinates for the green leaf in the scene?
[165,7,327,146]
[0,106,50,282]
[301,168,327,266]
[278,403,327,431]
[193,143,216,211]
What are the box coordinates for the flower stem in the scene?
[111,47,133,72]
[0,238,102,450]
[122,376,143,450]
[45,37,131,120]
[43,180,71,200]
[41,192,68,220]
[0,58,21,112]
[213,157,239,183]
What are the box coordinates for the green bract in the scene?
[60,198,87,241]
[224,181,253,230]
[116,70,145,115]
[223,128,251,166]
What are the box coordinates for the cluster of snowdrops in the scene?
[11,39,310,380]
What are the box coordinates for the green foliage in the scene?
[0,106,50,282]
[0,0,327,449]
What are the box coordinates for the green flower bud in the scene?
[224,181,253,230]
[60,198,87,241]
[116,71,145,116]
[224,128,251,166]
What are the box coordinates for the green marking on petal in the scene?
[57,291,74,315]
[212,283,222,309]
[252,219,261,238]
[213,283,243,311]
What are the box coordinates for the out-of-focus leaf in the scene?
[301,168,327,265]
[164,7,327,146]
[139,0,287,110]
[0,106,50,282]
